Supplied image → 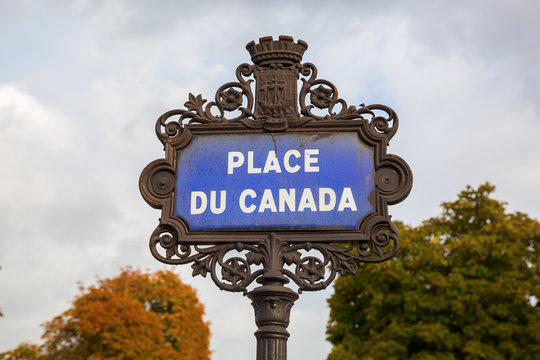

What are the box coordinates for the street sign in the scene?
[140,36,412,360]
[176,132,374,230]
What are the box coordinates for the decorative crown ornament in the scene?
[248,36,308,131]
[245,35,308,65]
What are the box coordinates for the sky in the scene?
[1,0,539,359]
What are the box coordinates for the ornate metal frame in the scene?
[140,36,412,295]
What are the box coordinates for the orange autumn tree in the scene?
[0,343,40,360]
[40,268,210,360]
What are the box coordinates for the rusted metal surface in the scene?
[140,36,412,360]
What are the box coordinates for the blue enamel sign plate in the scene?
[175,132,374,231]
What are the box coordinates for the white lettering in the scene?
[319,188,336,211]
[263,151,282,173]
[190,191,207,215]
[239,189,257,213]
[227,149,321,174]
[298,188,317,212]
[284,150,301,173]
[338,187,357,211]
[247,151,262,174]
[210,190,226,214]
[278,188,296,212]
[227,151,244,174]
[304,149,319,172]
[258,189,277,212]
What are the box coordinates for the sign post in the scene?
[140,36,412,360]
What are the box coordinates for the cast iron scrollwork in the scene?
[298,62,398,143]
[149,213,400,294]
[155,37,398,145]
[155,63,256,144]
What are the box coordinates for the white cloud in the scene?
[0,85,78,153]
[0,85,128,349]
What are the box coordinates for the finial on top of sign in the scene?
[154,35,400,142]
[245,35,308,65]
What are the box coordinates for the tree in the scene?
[0,343,40,360]
[37,268,210,360]
[327,183,540,360]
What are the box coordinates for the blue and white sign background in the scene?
[175,132,374,230]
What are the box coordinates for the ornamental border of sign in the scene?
[140,36,412,293]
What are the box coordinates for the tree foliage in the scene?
[327,183,540,360]
[0,343,40,360]
[2,268,211,360]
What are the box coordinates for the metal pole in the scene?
[248,283,298,360]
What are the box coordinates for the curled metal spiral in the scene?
[298,62,399,143]
[155,60,399,144]
[149,214,400,294]
[155,63,256,144]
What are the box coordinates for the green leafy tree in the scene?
[2,268,211,360]
[327,183,540,360]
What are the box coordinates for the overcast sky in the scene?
[1,1,539,359]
